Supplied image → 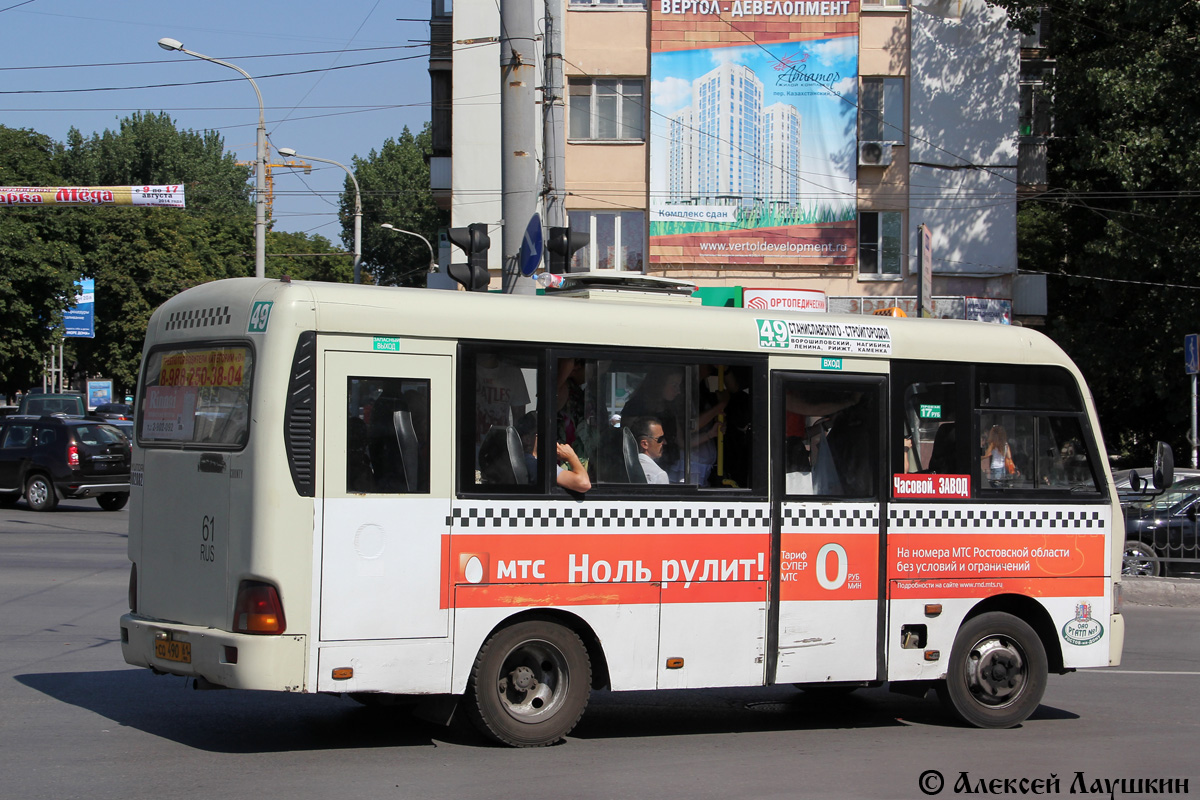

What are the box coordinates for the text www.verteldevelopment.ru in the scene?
[698,241,850,254]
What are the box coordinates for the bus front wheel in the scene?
[937,611,1047,729]
[464,619,591,747]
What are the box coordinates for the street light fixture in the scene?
[278,147,362,284]
[380,223,438,279]
[158,37,267,279]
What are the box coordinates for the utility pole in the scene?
[543,0,567,236]
[500,0,539,294]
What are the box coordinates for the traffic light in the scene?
[546,227,589,274]
[447,223,491,292]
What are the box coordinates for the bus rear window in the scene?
[139,345,253,447]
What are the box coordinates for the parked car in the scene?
[17,393,86,417]
[1122,476,1200,577]
[0,415,131,511]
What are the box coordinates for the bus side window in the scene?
[469,350,542,489]
[589,358,754,488]
[347,377,430,494]
[976,365,1101,494]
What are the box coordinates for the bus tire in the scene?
[25,474,57,512]
[937,611,1047,729]
[464,619,591,747]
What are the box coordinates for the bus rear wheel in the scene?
[464,619,591,747]
[937,611,1047,729]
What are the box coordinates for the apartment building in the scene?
[429,0,1045,322]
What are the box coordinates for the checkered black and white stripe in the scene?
[449,502,771,530]
[780,503,880,532]
[889,505,1108,531]
[164,306,232,331]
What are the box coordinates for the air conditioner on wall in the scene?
[858,141,894,166]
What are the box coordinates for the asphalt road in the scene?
[2,498,1198,800]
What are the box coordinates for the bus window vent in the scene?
[284,331,317,496]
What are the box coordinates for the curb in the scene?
[1122,577,1200,608]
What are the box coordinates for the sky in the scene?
[0,0,434,240]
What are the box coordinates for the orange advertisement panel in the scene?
[780,532,879,601]
[888,533,1107,582]
[447,532,769,608]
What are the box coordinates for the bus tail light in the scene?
[234,580,287,634]
[128,563,137,612]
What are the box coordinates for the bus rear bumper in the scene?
[120,613,308,692]
[1108,610,1125,667]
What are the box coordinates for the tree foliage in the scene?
[994,0,1200,463]
[345,123,447,286]
[0,127,83,398]
[1,113,369,398]
[267,229,356,283]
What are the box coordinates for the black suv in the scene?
[0,415,131,511]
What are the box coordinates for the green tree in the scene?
[344,123,446,286]
[55,113,256,395]
[995,0,1200,463]
[60,111,252,215]
[267,229,358,283]
[0,126,82,399]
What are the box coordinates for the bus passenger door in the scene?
[320,350,452,640]
[771,372,886,685]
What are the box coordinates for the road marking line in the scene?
[1086,669,1200,676]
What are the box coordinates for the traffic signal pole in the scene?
[543,0,566,234]
[500,0,538,295]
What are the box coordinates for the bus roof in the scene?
[149,277,1075,373]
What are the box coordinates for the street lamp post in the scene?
[380,223,437,279]
[158,37,267,279]
[277,147,362,284]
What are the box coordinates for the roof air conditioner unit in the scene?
[858,141,894,167]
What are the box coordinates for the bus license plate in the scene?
[155,639,191,663]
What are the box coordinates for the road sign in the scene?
[1187,333,1199,375]
[519,213,543,277]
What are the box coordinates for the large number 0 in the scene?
[816,543,848,590]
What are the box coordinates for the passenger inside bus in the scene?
[630,416,669,484]
[622,368,685,481]
[782,386,872,497]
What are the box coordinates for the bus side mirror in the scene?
[1153,442,1175,491]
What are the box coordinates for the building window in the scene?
[859,211,903,278]
[569,211,645,272]
[569,0,646,7]
[859,77,904,142]
[1019,78,1053,137]
[568,78,645,141]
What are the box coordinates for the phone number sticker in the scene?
[159,349,246,388]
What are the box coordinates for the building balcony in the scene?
[1018,137,1047,194]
